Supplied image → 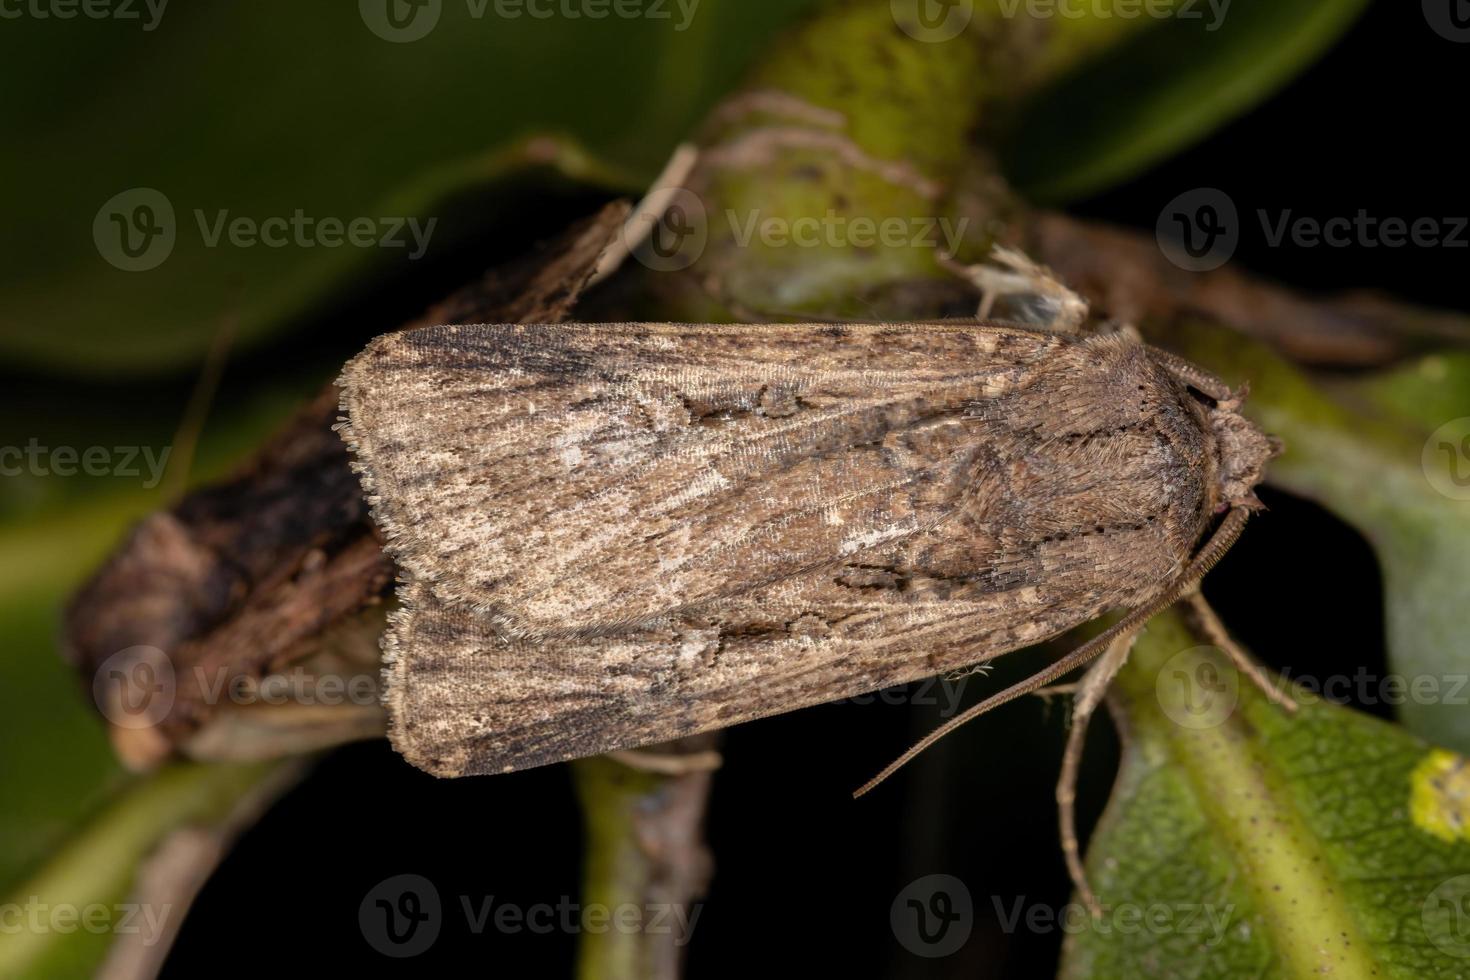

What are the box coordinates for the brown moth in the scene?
[336,318,1277,780]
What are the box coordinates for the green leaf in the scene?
[1342,350,1470,438]
[0,761,302,980]
[1059,609,1470,979]
[0,0,815,374]
[0,374,320,976]
[1003,0,1370,203]
[1168,323,1470,753]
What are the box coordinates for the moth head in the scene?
[1208,388,1279,513]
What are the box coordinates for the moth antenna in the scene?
[852,506,1253,799]
[161,306,237,504]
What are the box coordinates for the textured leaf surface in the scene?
[1060,610,1470,979]
[1173,323,1470,752]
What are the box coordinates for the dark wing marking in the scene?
[339,322,1070,637]
[385,496,1189,777]
[359,327,1220,776]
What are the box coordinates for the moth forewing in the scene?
[338,321,1274,777]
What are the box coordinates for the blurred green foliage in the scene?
[0,0,816,373]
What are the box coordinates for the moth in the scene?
[337,311,1279,784]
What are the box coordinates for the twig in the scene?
[573,736,717,980]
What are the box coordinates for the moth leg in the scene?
[939,245,1090,334]
[1056,630,1136,919]
[1183,591,1298,712]
[589,142,700,287]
